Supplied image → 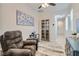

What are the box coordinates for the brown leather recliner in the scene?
[0,30,37,56]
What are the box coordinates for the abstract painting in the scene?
[16,10,34,26]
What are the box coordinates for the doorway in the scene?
[57,18,65,38]
[55,16,66,46]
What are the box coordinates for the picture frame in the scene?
[16,10,34,26]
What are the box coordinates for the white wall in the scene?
[71,4,79,33]
[0,4,39,40]
[0,5,2,34]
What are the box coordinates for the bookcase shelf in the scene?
[41,19,49,41]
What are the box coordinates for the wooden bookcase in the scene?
[41,19,49,41]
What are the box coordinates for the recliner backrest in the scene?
[3,31,23,50]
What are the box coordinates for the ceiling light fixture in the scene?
[42,3,49,8]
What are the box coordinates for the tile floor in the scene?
[36,41,65,56]
[36,35,66,56]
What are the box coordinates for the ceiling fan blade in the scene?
[38,5,42,9]
[38,3,56,9]
[48,3,56,6]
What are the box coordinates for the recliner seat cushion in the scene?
[16,41,23,48]
[8,44,17,48]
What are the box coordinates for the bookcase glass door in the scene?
[41,19,49,41]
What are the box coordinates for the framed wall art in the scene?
[16,10,34,26]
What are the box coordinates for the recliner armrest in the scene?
[23,40,37,46]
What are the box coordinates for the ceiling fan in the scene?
[38,3,56,9]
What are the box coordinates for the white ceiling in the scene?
[25,3,71,15]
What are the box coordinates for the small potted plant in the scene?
[72,32,77,39]
[72,32,77,35]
